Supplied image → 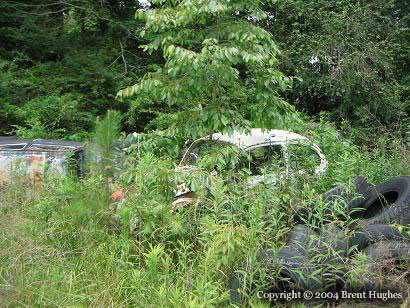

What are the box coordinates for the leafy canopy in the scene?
[117,0,296,139]
[268,0,409,126]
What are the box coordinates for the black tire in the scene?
[292,185,346,224]
[258,248,349,293]
[293,176,373,224]
[227,272,245,306]
[286,225,320,256]
[363,240,410,262]
[353,176,373,193]
[347,176,376,213]
[259,247,325,291]
[349,224,410,251]
[323,176,372,205]
[322,185,347,202]
[355,176,410,225]
[258,247,306,271]
[318,223,348,260]
[285,224,348,264]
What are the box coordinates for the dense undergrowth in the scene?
[1,1,409,306]
[1,122,410,307]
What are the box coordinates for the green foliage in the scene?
[123,131,183,159]
[92,110,122,181]
[1,122,410,306]
[1,1,410,306]
[0,1,145,138]
[13,94,93,139]
[118,0,296,139]
[1,0,409,142]
[268,0,409,129]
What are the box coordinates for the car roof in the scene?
[199,129,308,150]
[0,137,83,150]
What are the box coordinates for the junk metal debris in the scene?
[173,129,328,207]
[229,176,410,304]
[0,137,83,188]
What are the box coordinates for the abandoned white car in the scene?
[173,129,328,207]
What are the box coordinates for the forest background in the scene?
[1,0,408,144]
[1,1,410,307]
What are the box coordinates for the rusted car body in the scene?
[173,129,328,207]
[0,137,83,188]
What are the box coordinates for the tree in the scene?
[93,110,122,193]
[0,0,145,138]
[117,0,296,139]
[266,0,409,127]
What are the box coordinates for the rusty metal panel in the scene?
[0,139,83,187]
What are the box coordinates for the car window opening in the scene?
[247,145,284,176]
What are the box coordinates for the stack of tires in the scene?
[347,176,410,273]
[257,223,348,292]
[230,176,410,303]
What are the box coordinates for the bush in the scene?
[0,123,409,306]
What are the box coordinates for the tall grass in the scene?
[0,123,409,307]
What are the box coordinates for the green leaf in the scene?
[117,0,294,138]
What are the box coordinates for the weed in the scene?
[0,123,409,306]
